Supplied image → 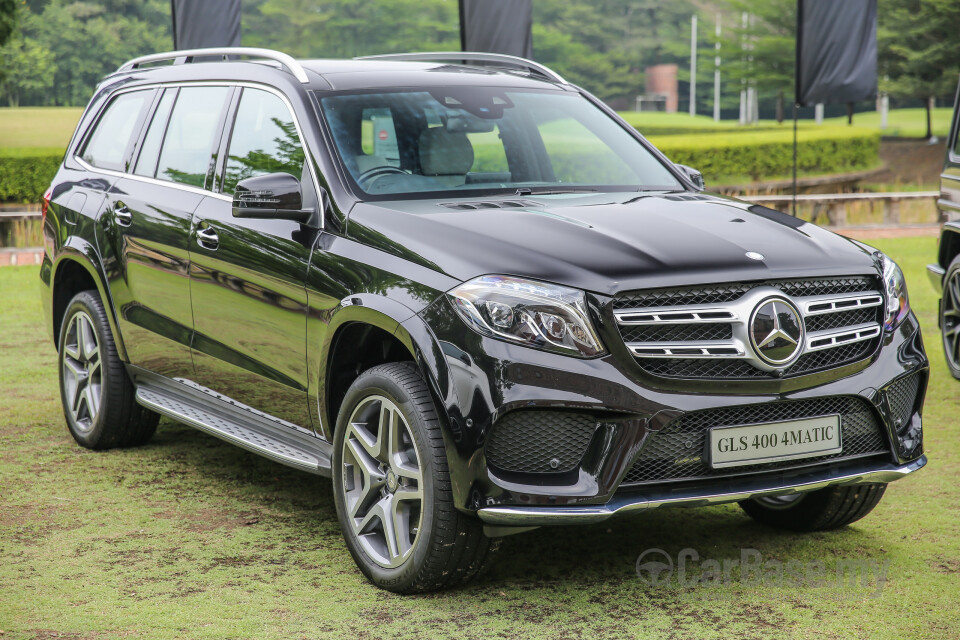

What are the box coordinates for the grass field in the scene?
[0,107,83,152]
[1,235,959,639]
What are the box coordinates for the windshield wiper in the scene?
[515,187,598,196]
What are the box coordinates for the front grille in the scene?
[615,276,884,380]
[887,372,921,429]
[620,323,733,344]
[621,396,888,486]
[485,411,598,474]
[805,307,877,333]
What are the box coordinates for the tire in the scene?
[331,362,499,593]
[738,483,887,532]
[57,290,159,449]
[941,254,960,379]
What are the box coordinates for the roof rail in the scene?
[117,47,310,84]
[355,51,567,84]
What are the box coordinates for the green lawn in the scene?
[1,239,959,639]
[0,107,84,152]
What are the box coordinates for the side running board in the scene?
[134,377,332,476]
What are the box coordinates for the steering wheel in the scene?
[357,165,407,186]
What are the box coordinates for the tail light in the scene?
[42,187,52,225]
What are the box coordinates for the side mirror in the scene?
[676,164,705,191]
[232,173,310,223]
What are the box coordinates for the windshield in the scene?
[318,88,681,198]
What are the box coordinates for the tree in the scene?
[718,0,795,120]
[0,35,55,106]
[879,0,960,139]
[0,0,18,48]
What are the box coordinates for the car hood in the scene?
[346,192,881,296]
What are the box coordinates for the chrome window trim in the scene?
[72,80,325,226]
[75,156,232,202]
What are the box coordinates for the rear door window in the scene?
[80,90,152,172]
[134,89,176,178]
[221,88,305,194]
[155,86,230,188]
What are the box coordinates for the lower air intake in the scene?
[621,396,888,486]
[486,411,598,474]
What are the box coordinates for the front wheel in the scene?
[331,362,499,593]
[738,483,887,532]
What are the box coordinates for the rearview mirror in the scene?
[676,164,705,191]
[232,173,311,223]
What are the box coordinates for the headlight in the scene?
[878,252,910,330]
[447,275,605,357]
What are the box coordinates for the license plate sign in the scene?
[708,415,842,469]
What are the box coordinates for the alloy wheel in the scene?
[340,395,424,569]
[61,311,102,433]
[942,269,960,371]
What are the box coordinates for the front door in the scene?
[189,86,317,430]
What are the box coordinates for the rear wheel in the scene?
[738,483,887,532]
[58,290,158,449]
[332,362,499,593]
[941,254,960,379]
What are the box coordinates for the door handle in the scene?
[115,203,132,226]
[196,226,219,250]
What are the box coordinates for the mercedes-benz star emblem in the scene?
[750,298,804,366]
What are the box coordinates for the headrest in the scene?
[419,127,474,176]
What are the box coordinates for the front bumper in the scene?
[478,455,927,526]
[412,295,929,516]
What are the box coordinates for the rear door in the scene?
[940,77,960,222]
[101,85,233,378]
[188,86,318,430]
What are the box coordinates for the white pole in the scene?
[690,14,698,117]
[815,103,824,125]
[714,13,721,122]
[880,95,889,130]
[738,11,747,125]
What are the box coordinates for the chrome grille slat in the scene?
[615,277,884,379]
[805,323,882,352]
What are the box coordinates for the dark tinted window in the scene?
[155,86,230,188]
[80,90,150,172]
[134,89,176,178]
[222,88,305,194]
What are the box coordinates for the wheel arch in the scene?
[316,295,453,442]
[51,244,127,361]
[938,223,960,270]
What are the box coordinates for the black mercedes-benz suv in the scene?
[41,47,928,593]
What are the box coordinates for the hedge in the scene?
[0,148,64,203]
[646,127,882,183]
